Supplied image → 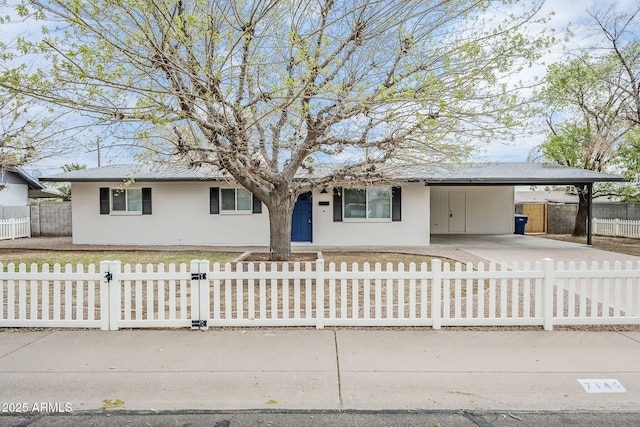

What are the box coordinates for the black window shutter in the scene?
[252,193,262,214]
[392,186,402,221]
[99,187,110,214]
[142,188,152,215]
[210,187,219,214]
[333,187,342,222]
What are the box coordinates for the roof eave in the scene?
[41,177,227,183]
[424,178,626,186]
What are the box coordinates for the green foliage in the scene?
[99,399,124,409]
[56,163,86,201]
[536,53,628,174]
[618,127,640,200]
[539,125,588,168]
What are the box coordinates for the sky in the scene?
[476,0,639,162]
[6,0,638,176]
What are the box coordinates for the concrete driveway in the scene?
[430,234,640,265]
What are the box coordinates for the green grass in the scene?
[0,249,240,267]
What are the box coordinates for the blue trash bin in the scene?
[514,214,528,235]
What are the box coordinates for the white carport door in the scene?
[448,191,466,233]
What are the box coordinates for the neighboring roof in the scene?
[41,162,625,185]
[2,167,47,190]
[514,191,621,204]
[28,187,62,198]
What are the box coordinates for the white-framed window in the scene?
[344,187,391,220]
[112,188,142,212]
[220,188,252,212]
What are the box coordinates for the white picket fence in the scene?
[0,217,30,240]
[1,259,639,331]
[593,218,640,238]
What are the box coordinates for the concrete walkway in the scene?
[1,329,639,412]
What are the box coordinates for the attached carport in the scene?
[422,163,625,245]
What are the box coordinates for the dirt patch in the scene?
[235,251,320,263]
[539,234,640,257]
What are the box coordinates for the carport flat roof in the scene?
[419,162,625,185]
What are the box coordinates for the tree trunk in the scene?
[266,193,296,261]
[572,184,589,236]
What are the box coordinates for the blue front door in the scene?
[291,192,312,242]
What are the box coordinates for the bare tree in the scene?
[589,6,640,127]
[0,7,85,170]
[7,0,552,259]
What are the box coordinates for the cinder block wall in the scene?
[593,203,640,220]
[547,204,578,234]
[30,202,72,236]
[541,203,640,235]
[29,205,40,236]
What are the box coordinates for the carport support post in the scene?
[587,183,593,246]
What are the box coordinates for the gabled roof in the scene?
[41,162,625,185]
[42,163,224,182]
[4,167,47,190]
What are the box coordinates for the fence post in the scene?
[542,258,554,331]
[9,218,15,240]
[199,260,210,331]
[190,260,210,330]
[431,259,442,330]
[316,258,325,329]
[109,261,121,331]
[99,260,121,331]
[615,218,620,237]
[99,261,110,331]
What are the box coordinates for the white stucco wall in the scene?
[71,181,431,246]
[311,183,431,246]
[430,186,514,234]
[0,183,29,206]
[71,182,270,245]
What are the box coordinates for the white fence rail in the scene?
[0,217,30,240]
[593,218,640,238]
[2,259,640,331]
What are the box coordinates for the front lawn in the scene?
[0,249,454,269]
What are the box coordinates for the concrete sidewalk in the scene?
[1,329,639,413]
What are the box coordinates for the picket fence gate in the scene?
[0,217,30,240]
[1,258,640,331]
